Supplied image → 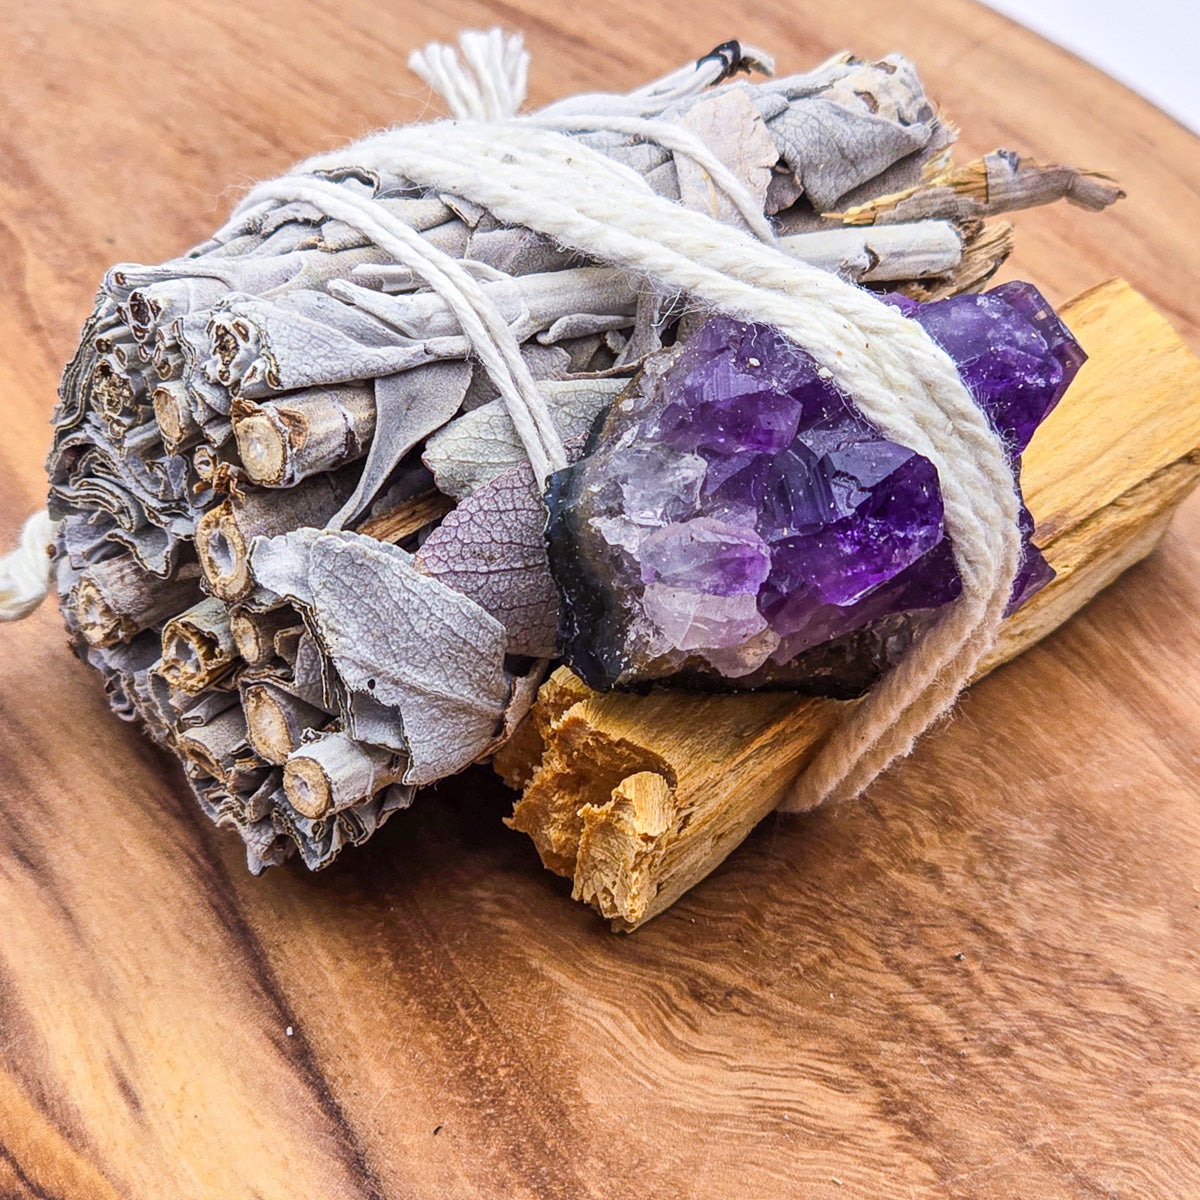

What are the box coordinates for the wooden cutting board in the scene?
[2,2,1198,1197]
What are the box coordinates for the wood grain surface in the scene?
[2,2,1199,1197]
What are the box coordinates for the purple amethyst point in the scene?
[546,282,1084,696]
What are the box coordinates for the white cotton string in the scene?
[408,28,529,120]
[0,509,57,621]
[408,26,777,246]
[528,113,777,243]
[293,108,1022,811]
[233,174,568,501]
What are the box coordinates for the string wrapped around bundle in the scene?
[7,31,1122,872]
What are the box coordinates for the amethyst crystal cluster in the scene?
[545,281,1085,698]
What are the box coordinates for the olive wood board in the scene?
[1,1,1199,1197]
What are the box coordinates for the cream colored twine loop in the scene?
[1,30,1025,820]
[0,509,56,621]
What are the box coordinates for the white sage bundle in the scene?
[44,32,1120,872]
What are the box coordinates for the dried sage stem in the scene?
[243,680,330,765]
[283,731,408,818]
[195,470,352,601]
[228,604,301,665]
[158,597,238,693]
[74,557,203,647]
[231,384,375,487]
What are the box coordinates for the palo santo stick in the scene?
[498,279,1200,931]
[356,491,455,543]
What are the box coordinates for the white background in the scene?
[981,0,1200,135]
